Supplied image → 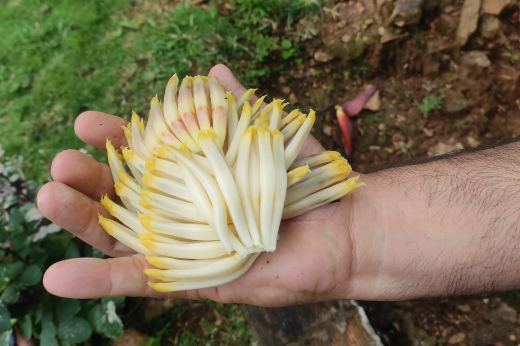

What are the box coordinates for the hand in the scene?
[37,64,357,307]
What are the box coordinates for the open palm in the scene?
[37,65,354,307]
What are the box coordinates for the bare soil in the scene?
[258,0,520,345]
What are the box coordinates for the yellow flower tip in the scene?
[308,109,316,121]
[147,282,171,292]
[273,129,283,138]
[225,91,234,99]
[114,182,125,194]
[282,102,289,108]
[143,269,167,281]
[335,106,346,117]
[139,214,152,230]
[138,233,153,241]
[168,74,178,84]
[145,157,156,173]
[131,111,140,123]
[258,125,271,136]
[139,119,145,133]
[155,145,168,158]
[151,95,159,105]
[138,185,149,197]
[100,194,111,210]
[138,199,151,209]
[97,213,104,223]
[197,130,211,142]
[178,142,189,154]
[243,101,252,112]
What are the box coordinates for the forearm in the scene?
[346,139,520,300]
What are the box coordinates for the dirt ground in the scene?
[257,0,520,345]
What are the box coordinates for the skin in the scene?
[38,64,520,307]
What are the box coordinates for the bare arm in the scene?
[342,139,520,300]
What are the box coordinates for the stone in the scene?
[457,304,471,312]
[428,139,464,156]
[463,51,491,67]
[282,86,291,95]
[111,329,149,346]
[492,303,517,323]
[480,14,500,38]
[289,93,298,104]
[456,0,482,46]
[391,0,424,27]
[467,136,481,147]
[482,0,516,15]
[448,332,466,344]
[363,86,381,111]
[314,51,333,63]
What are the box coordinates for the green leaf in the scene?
[19,314,32,340]
[33,308,42,325]
[0,285,20,304]
[89,303,124,339]
[281,39,292,50]
[64,242,80,259]
[19,264,42,286]
[56,299,81,322]
[0,304,11,333]
[58,317,92,344]
[101,296,126,309]
[281,49,295,60]
[40,311,58,346]
[0,329,12,346]
[8,209,23,230]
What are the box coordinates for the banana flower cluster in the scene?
[99,74,363,292]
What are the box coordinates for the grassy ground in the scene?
[1,0,320,182]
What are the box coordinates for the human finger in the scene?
[37,182,134,257]
[51,149,116,201]
[75,111,128,150]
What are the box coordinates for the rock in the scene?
[456,0,482,46]
[482,0,516,15]
[463,51,491,67]
[282,86,291,95]
[480,14,500,38]
[467,136,481,147]
[428,139,464,156]
[448,332,466,344]
[457,304,471,312]
[341,33,353,43]
[492,303,517,323]
[142,298,175,320]
[391,0,424,27]
[323,124,332,136]
[363,86,381,111]
[422,128,434,137]
[111,329,149,346]
[391,133,405,143]
[289,93,298,104]
[314,51,333,63]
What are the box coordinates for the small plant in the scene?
[414,92,445,117]
[511,53,519,64]
[454,119,467,130]
[363,111,382,124]
[0,147,126,345]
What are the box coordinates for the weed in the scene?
[364,111,382,124]
[511,54,519,64]
[414,92,445,117]
[313,69,322,77]
[326,84,335,95]
[454,120,467,130]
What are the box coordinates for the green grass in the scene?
[414,92,445,117]
[1,0,322,182]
